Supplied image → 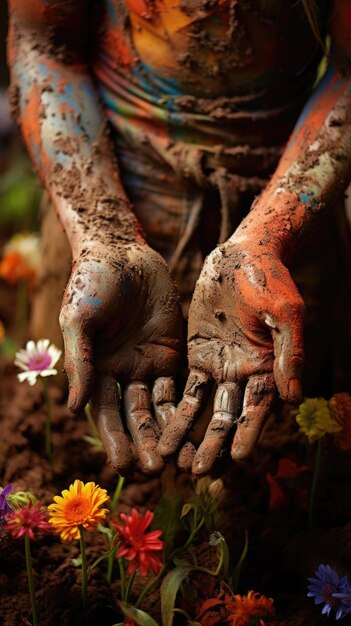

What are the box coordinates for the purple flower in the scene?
[307,564,351,620]
[0,484,14,523]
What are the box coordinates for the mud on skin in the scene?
[7,0,351,475]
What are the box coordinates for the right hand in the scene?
[59,242,183,475]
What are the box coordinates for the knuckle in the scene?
[274,294,305,320]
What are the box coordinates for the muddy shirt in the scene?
[93,0,329,168]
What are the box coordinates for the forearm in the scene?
[9,34,143,259]
[232,65,351,261]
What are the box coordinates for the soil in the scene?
[1,277,351,626]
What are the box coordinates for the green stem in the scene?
[16,280,28,344]
[111,475,125,513]
[84,404,101,441]
[213,543,225,577]
[308,438,323,530]
[41,378,52,465]
[135,564,167,609]
[118,558,125,600]
[173,517,205,558]
[106,545,117,584]
[106,475,125,583]
[79,527,88,610]
[125,571,136,604]
[24,534,38,626]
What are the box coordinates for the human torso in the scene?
[92,0,328,164]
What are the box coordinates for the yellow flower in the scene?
[330,392,351,451]
[296,398,342,442]
[48,480,109,541]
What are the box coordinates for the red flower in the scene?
[225,591,276,626]
[266,458,310,510]
[111,508,163,577]
[197,597,227,626]
[5,502,51,540]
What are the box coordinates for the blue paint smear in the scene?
[299,192,317,205]
[83,295,102,308]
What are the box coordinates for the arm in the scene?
[9,0,183,474]
[8,0,140,258]
[232,0,351,261]
[159,0,351,475]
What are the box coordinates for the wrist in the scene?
[55,195,145,260]
[230,186,317,263]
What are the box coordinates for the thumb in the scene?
[270,299,305,403]
[60,312,94,412]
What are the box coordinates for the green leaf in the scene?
[82,434,104,451]
[160,563,194,626]
[118,602,160,626]
[232,529,249,591]
[97,523,114,539]
[180,503,194,518]
[71,556,82,567]
[152,487,183,560]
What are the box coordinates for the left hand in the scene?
[158,239,305,475]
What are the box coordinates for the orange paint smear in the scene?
[21,83,52,175]
[105,28,136,67]
[275,76,348,177]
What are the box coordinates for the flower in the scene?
[266,458,311,510]
[5,502,51,540]
[209,531,226,547]
[0,233,39,287]
[0,484,14,523]
[295,398,341,442]
[196,597,227,626]
[15,339,62,386]
[7,490,38,508]
[307,564,351,620]
[330,393,351,451]
[48,479,109,541]
[225,590,276,626]
[111,508,163,577]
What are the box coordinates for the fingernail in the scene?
[68,387,77,410]
[288,378,302,403]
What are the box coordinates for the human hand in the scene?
[158,240,305,475]
[59,242,183,474]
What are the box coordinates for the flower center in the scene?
[322,583,338,607]
[63,496,92,523]
[28,352,52,371]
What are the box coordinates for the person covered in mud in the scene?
[7,0,351,476]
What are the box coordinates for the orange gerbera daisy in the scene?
[48,479,109,541]
[225,590,276,626]
[0,252,36,286]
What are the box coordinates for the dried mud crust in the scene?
[1,360,351,625]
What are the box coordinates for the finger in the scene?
[192,382,242,477]
[158,369,210,457]
[177,442,196,472]
[269,299,305,403]
[231,373,275,460]
[152,377,177,430]
[59,310,94,412]
[90,375,134,474]
[125,382,164,475]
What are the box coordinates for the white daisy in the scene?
[15,339,62,386]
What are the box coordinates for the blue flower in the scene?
[307,564,351,620]
[0,484,14,523]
